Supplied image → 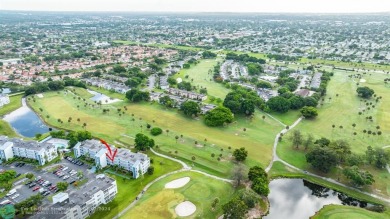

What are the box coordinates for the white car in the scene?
[63,175,70,180]
[11,194,19,199]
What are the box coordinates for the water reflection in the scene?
[3,98,51,137]
[264,179,372,219]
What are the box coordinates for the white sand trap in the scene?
[175,201,196,217]
[165,177,190,189]
[360,79,366,83]
[36,93,44,98]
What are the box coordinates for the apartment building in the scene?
[32,174,117,219]
[73,139,150,178]
[0,136,58,165]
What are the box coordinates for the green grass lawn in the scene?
[89,152,182,219]
[300,57,390,71]
[0,93,23,137]
[311,204,390,219]
[276,70,390,198]
[28,88,282,177]
[0,120,19,137]
[0,93,23,116]
[122,171,235,219]
[173,58,231,100]
[269,110,301,126]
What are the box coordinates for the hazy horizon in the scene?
[1,0,390,13]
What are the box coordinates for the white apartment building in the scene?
[0,136,58,165]
[32,174,117,219]
[73,139,150,178]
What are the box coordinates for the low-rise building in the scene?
[32,174,117,219]
[167,88,207,101]
[73,140,150,178]
[0,136,58,165]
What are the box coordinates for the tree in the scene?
[222,197,248,219]
[175,135,179,143]
[248,166,268,182]
[180,101,201,117]
[306,147,338,173]
[314,137,330,147]
[300,106,318,118]
[329,140,351,163]
[177,81,192,91]
[232,164,246,187]
[373,148,390,169]
[343,166,375,187]
[356,86,375,98]
[267,96,290,113]
[204,106,234,127]
[125,89,149,102]
[290,130,303,149]
[134,133,155,151]
[26,173,34,179]
[159,96,174,108]
[233,147,248,162]
[289,95,305,110]
[303,96,318,107]
[247,63,264,75]
[150,127,163,136]
[303,134,314,150]
[147,166,155,175]
[211,197,220,210]
[251,177,270,196]
[57,182,68,191]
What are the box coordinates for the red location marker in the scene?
[100,139,118,162]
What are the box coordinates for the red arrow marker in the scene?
[100,139,118,162]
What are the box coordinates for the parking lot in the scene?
[0,156,96,206]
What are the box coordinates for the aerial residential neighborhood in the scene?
[0,1,390,219]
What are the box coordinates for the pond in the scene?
[265,179,373,219]
[3,98,51,137]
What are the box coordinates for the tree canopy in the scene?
[204,106,234,127]
[306,147,338,173]
[180,101,201,117]
[356,86,375,98]
[300,106,318,118]
[233,147,248,162]
[266,96,290,113]
[125,89,150,102]
[134,133,155,151]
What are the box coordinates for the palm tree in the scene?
[166,129,169,136]
[352,123,356,128]
[175,136,179,143]
[262,115,266,121]
[83,123,87,129]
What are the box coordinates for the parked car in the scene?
[29,183,36,188]
[32,186,40,191]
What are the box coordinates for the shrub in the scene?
[150,127,163,136]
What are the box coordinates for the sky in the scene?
[1,0,390,13]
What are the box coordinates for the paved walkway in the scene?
[265,116,390,204]
[112,149,231,219]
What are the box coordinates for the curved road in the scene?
[265,116,390,204]
[114,115,390,219]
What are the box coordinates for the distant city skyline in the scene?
[1,0,390,13]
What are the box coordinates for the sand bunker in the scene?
[165,177,190,189]
[175,201,196,217]
[360,79,366,83]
